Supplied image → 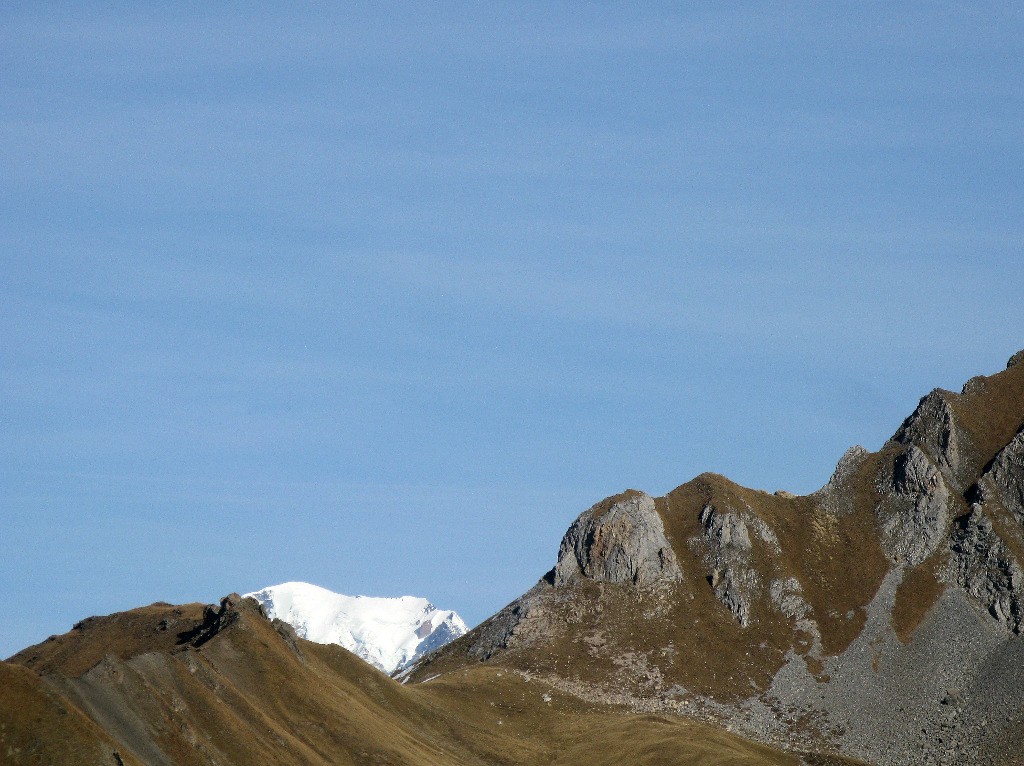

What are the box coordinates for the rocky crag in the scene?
[409,351,1024,766]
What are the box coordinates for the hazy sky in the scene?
[3,3,1023,658]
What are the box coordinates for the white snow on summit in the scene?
[243,581,467,674]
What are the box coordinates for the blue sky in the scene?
[2,3,1023,658]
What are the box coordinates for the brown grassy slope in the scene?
[943,356,1024,476]
[9,602,206,676]
[0,662,145,766]
[549,713,801,766]
[414,466,892,700]
[480,575,794,699]
[661,469,890,658]
[5,596,809,766]
[890,551,945,644]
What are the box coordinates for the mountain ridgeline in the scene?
[5,351,1024,766]
[408,350,1024,765]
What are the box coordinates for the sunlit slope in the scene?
[409,352,1024,766]
[4,594,821,765]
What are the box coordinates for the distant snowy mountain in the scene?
[243,582,467,674]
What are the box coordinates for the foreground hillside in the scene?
[410,351,1024,766]
[1,594,839,765]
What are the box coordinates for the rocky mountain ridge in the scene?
[5,349,1024,766]
[409,350,1024,766]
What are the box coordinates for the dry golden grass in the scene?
[3,597,818,766]
[890,553,945,644]
[0,662,145,766]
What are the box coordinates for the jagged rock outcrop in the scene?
[944,427,1024,631]
[271,617,305,657]
[462,492,685,663]
[460,492,688,662]
[943,505,1024,633]
[822,444,869,492]
[977,429,1024,526]
[877,446,952,567]
[178,593,248,648]
[688,503,769,626]
[768,576,810,621]
[554,491,682,587]
[893,390,970,491]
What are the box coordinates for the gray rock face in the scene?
[937,434,1024,635]
[878,446,952,567]
[554,492,682,587]
[824,444,869,494]
[961,374,990,396]
[893,390,968,491]
[689,503,761,626]
[944,505,1024,633]
[768,577,809,621]
[814,444,870,516]
[978,429,1024,526]
[462,491,685,664]
[759,571,1008,766]
[462,580,553,661]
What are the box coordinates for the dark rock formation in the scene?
[176,593,248,648]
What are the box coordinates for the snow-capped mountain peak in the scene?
[243,582,467,674]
